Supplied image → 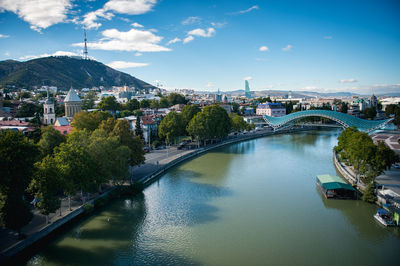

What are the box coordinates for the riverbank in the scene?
[333,151,367,192]
[0,127,312,262]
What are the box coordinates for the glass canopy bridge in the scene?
[263,110,393,133]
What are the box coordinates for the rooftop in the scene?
[64,88,81,102]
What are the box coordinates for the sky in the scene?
[0,0,399,94]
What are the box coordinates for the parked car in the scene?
[143,147,151,153]
[394,163,400,169]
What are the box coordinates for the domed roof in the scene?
[65,88,81,102]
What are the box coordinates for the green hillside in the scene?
[0,56,157,90]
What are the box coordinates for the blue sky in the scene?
[0,0,399,94]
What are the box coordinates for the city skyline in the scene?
[0,0,399,93]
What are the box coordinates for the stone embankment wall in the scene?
[333,151,366,192]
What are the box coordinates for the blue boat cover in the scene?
[377,209,389,215]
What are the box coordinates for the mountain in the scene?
[0,56,157,90]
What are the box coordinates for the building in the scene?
[43,92,55,125]
[316,174,356,199]
[245,80,251,99]
[256,103,286,117]
[64,88,82,120]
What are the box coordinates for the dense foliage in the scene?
[334,127,399,194]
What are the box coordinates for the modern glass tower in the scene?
[245,80,251,98]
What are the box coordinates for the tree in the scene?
[135,116,143,138]
[362,107,377,119]
[99,117,117,134]
[98,96,120,114]
[124,99,140,111]
[16,102,41,117]
[187,112,208,142]
[54,139,97,205]
[159,97,170,108]
[0,130,39,237]
[187,105,231,142]
[0,193,33,238]
[29,156,63,223]
[202,105,231,139]
[231,103,240,114]
[231,114,247,132]
[362,182,377,203]
[55,101,65,117]
[181,104,201,128]
[88,130,130,188]
[71,111,112,131]
[19,91,32,99]
[82,91,97,110]
[140,99,150,108]
[150,99,160,109]
[375,141,399,171]
[120,110,133,117]
[158,111,185,143]
[111,120,145,167]
[167,93,187,106]
[38,126,66,156]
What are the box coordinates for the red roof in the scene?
[0,120,30,126]
[53,125,73,135]
[141,116,156,125]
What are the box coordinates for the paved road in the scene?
[376,167,400,195]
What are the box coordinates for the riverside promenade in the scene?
[2,127,297,260]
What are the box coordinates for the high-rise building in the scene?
[64,87,82,120]
[245,80,251,98]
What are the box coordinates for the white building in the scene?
[256,103,286,117]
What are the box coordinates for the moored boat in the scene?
[374,209,396,226]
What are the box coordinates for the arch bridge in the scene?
[263,110,393,133]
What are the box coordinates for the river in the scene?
[27,130,400,266]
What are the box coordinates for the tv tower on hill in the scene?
[83,29,88,60]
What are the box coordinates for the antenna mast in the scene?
[83,29,88,60]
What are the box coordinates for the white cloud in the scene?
[243,76,253,81]
[259,46,269,52]
[0,34,10,38]
[188,27,215,37]
[282,44,293,51]
[135,52,142,56]
[132,22,144,28]
[0,0,73,32]
[81,0,156,29]
[183,35,194,43]
[206,82,214,88]
[167,37,181,45]
[339,78,357,83]
[104,0,156,15]
[182,16,201,25]
[73,28,171,52]
[82,8,114,29]
[107,60,149,69]
[19,50,80,60]
[5,51,10,56]
[231,5,259,15]
[324,36,333,39]
[210,22,226,28]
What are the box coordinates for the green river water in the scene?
[27,130,400,266]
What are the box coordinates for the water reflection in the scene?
[28,194,147,266]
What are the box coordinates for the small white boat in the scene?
[374,209,395,226]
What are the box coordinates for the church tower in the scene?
[43,90,55,125]
[64,87,82,120]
